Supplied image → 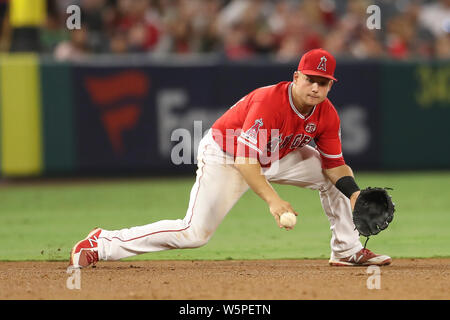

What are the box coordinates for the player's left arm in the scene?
[315,104,361,209]
[324,165,361,210]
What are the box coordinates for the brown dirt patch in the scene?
[0,259,449,300]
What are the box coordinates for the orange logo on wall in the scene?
[85,71,149,154]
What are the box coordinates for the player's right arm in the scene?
[234,157,298,228]
[230,84,297,227]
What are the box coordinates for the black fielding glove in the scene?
[353,187,395,237]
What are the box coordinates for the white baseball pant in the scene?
[97,130,363,261]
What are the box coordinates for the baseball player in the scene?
[70,48,391,268]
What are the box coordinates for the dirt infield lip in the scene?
[1,255,450,262]
[0,259,449,300]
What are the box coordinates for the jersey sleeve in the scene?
[236,101,274,161]
[314,107,345,169]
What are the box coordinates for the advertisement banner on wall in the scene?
[328,61,382,170]
[72,62,292,174]
[380,61,450,170]
[71,61,381,174]
[74,66,169,173]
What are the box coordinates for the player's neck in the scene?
[291,87,315,116]
[296,103,314,117]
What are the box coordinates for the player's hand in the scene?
[267,197,298,229]
[350,190,361,211]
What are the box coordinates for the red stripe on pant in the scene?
[98,144,211,244]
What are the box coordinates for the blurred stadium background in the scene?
[0,0,449,177]
[0,0,449,261]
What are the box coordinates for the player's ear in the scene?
[328,80,334,90]
[293,71,300,83]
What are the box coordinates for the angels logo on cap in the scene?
[298,48,337,82]
[317,56,327,72]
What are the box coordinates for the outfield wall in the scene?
[0,54,449,177]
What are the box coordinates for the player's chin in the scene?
[306,95,323,105]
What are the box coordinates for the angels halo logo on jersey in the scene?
[305,122,317,134]
[242,118,264,144]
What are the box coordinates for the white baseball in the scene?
[280,212,297,228]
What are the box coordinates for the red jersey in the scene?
[211,81,345,169]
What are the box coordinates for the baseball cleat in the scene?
[69,228,102,268]
[328,248,392,266]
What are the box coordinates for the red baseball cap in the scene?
[297,48,338,82]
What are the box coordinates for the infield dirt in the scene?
[0,259,449,300]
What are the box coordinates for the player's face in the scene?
[293,71,333,107]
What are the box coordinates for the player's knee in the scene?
[184,237,209,249]
[179,227,212,248]
[186,238,209,248]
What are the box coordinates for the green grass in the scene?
[0,171,449,261]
